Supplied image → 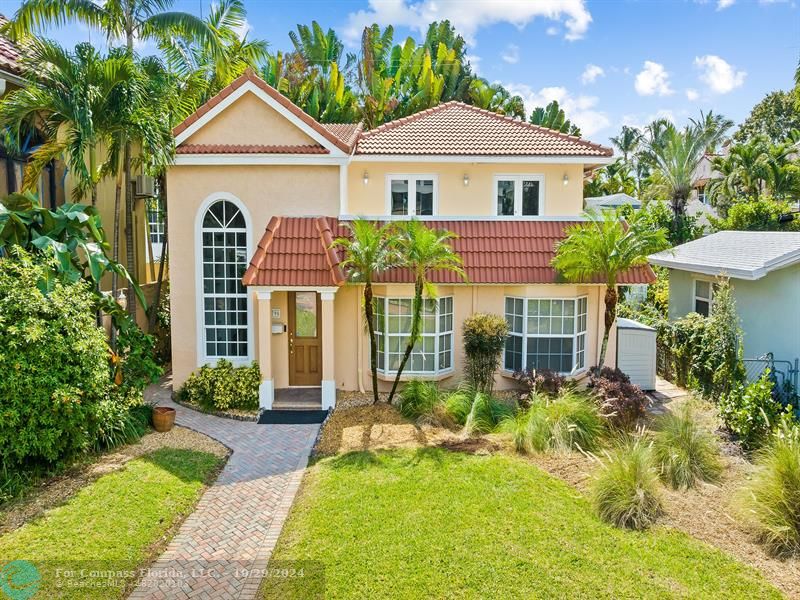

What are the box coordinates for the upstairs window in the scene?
[693,279,715,317]
[495,175,543,216]
[387,175,436,216]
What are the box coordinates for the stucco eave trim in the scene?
[174,154,350,166]
[350,155,614,164]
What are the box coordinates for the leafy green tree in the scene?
[529,100,580,136]
[552,208,668,368]
[0,40,132,206]
[583,159,636,198]
[610,125,643,163]
[734,91,800,144]
[387,220,465,403]
[331,219,399,404]
[467,78,525,118]
[710,197,800,232]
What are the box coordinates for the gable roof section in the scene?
[243,217,654,287]
[353,101,613,157]
[173,69,352,155]
[648,231,800,280]
[0,15,23,76]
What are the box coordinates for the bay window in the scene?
[495,175,543,216]
[387,175,436,216]
[504,297,588,374]
[374,296,453,375]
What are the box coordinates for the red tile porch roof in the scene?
[0,16,23,76]
[242,217,655,287]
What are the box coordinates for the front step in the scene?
[258,409,329,424]
[272,398,323,411]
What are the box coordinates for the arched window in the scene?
[200,199,249,360]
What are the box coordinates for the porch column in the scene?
[256,290,274,410]
[321,290,336,410]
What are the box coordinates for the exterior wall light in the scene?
[363,171,369,185]
[563,173,569,186]
[463,173,470,186]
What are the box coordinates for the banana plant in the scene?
[0,191,145,307]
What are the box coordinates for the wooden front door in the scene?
[288,291,322,386]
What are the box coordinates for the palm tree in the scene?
[4,0,219,316]
[610,125,643,163]
[163,0,268,104]
[529,100,580,136]
[331,219,399,404]
[468,78,525,118]
[387,220,465,403]
[0,39,132,206]
[552,209,668,369]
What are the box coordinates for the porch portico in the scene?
[254,287,338,411]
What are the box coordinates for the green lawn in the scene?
[262,448,781,600]
[0,448,223,599]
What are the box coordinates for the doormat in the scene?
[258,409,329,424]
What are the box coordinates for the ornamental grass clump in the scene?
[652,406,722,490]
[739,417,800,556]
[501,389,604,453]
[398,380,453,426]
[445,386,513,436]
[591,436,663,530]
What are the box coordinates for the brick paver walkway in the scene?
[129,379,320,600]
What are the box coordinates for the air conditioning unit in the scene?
[135,174,156,198]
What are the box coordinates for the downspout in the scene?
[596,286,605,368]
[356,284,366,393]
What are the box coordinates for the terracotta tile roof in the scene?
[0,16,23,75]
[322,122,363,147]
[173,69,352,154]
[242,217,654,287]
[354,101,613,157]
[176,143,328,155]
[242,217,346,287]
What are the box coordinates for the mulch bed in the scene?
[0,427,229,536]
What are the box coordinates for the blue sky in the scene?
[1,0,798,143]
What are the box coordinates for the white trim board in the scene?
[174,155,349,166]
[351,155,614,165]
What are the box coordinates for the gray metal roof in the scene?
[585,193,641,210]
[648,231,800,280]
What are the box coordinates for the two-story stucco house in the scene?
[167,70,654,411]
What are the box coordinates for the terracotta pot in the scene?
[152,406,176,432]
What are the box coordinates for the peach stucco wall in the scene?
[346,162,585,217]
[167,164,340,388]
[185,91,318,147]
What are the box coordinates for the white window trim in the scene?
[493,174,546,217]
[374,296,454,376]
[503,296,588,376]
[692,277,714,316]
[385,173,439,216]
[145,197,165,263]
[194,192,255,367]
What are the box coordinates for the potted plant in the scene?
[152,406,176,432]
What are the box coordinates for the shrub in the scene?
[0,250,110,469]
[181,359,261,411]
[398,380,442,420]
[93,400,152,451]
[738,416,800,556]
[444,386,514,435]
[502,389,604,453]
[112,316,163,404]
[589,368,649,430]
[719,371,787,450]
[462,313,508,393]
[711,197,800,232]
[652,406,722,489]
[512,368,567,406]
[591,436,663,530]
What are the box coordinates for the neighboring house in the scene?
[649,231,800,384]
[0,15,163,322]
[167,70,655,410]
[585,193,641,211]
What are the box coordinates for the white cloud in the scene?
[694,54,746,94]
[546,26,560,36]
[621,109,677,132]
[685,88,699,101]
[717,0,735,9]
[501,44,520,64]
[634,61,673,96]
[506,83,611,136]
[581,64,605,84]
[343,0,593,44]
